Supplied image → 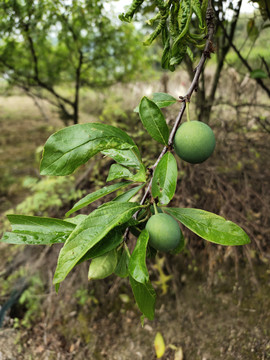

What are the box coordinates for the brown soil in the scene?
[0,255,269,360]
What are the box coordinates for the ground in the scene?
[0,79,269,360]
[0,259,269,360]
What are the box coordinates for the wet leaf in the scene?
[53,202,142,285]
[164,208,251,246]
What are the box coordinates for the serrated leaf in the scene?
[88,249,118,280]
[164,208,251,246]
[113,183,146,203]
[250,69,268,79]
[152,93,177,108]
[139,97,169,145]
[129,276,156,320]
[154,332,166,358]
[1,215,75,245]
[128,229,149,284]
[114,245,130,278]
[40,123,141,176]
[53,202,142,285]
[152,152,178,205]
[66,182,132,217]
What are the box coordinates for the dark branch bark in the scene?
[73,51,84,124]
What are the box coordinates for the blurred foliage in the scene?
[0,0,154,123]
[16,274,44,329]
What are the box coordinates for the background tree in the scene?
[0,0,152,125]
[183,0,270,122]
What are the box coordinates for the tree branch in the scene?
[209,0,242,102]
[123,1,216,243]
[22,20,74,107]
[218,20,270,98]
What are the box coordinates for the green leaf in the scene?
[152,93,177,108]
[102,148,142,169]
[64,215,87,225]
[88,249,118,280]
[40,123,141,176]
[191,0,203,28]
[250,69,268,79]
[164,208,251,246]
[53,202,142,285]
[119,0,145,23]
[128,229,149,284]
[186,46,194,62]
[107,164,146,182]
[1,215,75,245]
[129,276,156,320]
[161,26,175,71]
[139,97,169,145]
[114,245,130,278]
[152,152,178,205]
[107,164,134,182]
[113,183,146,203]
[134,92,177,113]
[143,16,167,46]
[66,182,132,217]
[172,0,192,51]
[77,228,124,264]
[170,42,188,66]
[201,0,208,23]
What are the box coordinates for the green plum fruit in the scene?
[173,120,216,164]
[146,213,182,252]
[130,206,162,237]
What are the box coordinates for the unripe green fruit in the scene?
[130,206,162,237]
[146,213,182,252]
[173,121,216,164]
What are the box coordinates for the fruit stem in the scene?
[186,101,191,122]
[153,202,159,215]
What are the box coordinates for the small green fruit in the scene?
[146,213,182,252]
[173,121,216,164]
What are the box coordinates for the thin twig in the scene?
[125,1,216,241]
[140,0,215,207]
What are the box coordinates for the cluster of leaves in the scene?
[119,0,209,70]
[1,93,250,321]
